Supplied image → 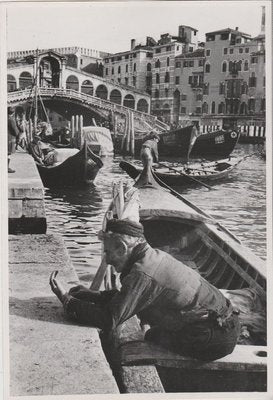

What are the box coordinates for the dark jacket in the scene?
[62,243,231,332]
[8,115,19,138]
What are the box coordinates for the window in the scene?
[133,53,137,58]
[251,56,258,64]
[236,60,242,71]
[155,48,161,53]
[165,88,169,97]
[183,61,188,67]
[188,76,193,84]
[181,107,187,114]
[228,61,234,72]
[244,60,249,71]
[105,58,109,63]
[112,67,114,74]
[189,60,194,67]
[167,57,170,67]
[189,47,193,52]
[248,98,256,112]
[222,61,227,72]
[211,101,215,114]
[118,66,121,74]
[177,45,180,50]
[261,98,265,112]
[133,63,136,72]
[133,76,136,86]
[207,34,215,41]
[203,83,209,95]
[126,64,128,73]
[219,82,225,95]
[199,59,204,66]
[105,68,108,75]
[175,76,180,84]
[206,49,211,56]
[263,76,265,87]
[117,56,122,61]
[239,48,243,53]
[205,63,210,73]
[245,47,249,53]
[166,45,171,52]
[165,72,170,83]
[155,59,160,68]
[223,48,228,55]
[125,77,128,85]
[196,93,202,101]
[229,48,234,54]
[249,73,257,87]
[147,63,151,72]
[154,89,159,98]
[156,73,160,84]
[111,57,115,62]
[181,94,187,100]
[125,55,129,59]
[175,61,181,68]
[236,38,241,44]
[221,33,229,40]
[202,102,208,113]
[80,59,83,65]
[241,82,248,94]
[118,78,121,83]
[195,107,202,114]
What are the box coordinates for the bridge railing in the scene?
[8,87,170,131]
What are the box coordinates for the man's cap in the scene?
[8,106,15,115]
[105,218,144,238]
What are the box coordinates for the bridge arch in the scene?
[8,74,17,92]
[137,98,148,113]
[123,94,135,109]
[81,79,94,96]
[19,71,32,89]
[109,89,122,105]
[96,84,108,100]
[66,75,79,91]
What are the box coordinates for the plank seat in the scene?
[119,340,267,372]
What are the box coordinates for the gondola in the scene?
[32,142,103,188]
[120,157,243,187]
[93,149,266,393]
[190,129,240,159]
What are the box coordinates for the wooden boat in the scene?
[114,125,194,158]
[120,157,243,187]
[94,150,266,393]
[32,142,103,188]
[190,129,240,159]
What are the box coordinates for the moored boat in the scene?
[120,157,243,187]
[95,150,266,393]
[32,142,103,188]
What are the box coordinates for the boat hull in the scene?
[36,146,103,188]
[191,129,240,159]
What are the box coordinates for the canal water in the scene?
[44,143,266,286]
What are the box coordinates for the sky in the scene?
[5,1,268,54]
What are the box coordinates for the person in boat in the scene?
[50,218,240,362]
[141,132,160,164]
[29,135,58,166]
[8,106,20,173]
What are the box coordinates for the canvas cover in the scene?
[82,126,114,155]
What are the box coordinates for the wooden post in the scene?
[79,115,83,149]
[75,115,79,148]
[131,111,135,156]
[28,120,33,142]
[71,116,75,138]
[121,113,128,154]
[126,111,131,153]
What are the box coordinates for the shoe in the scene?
[8,168,15,173]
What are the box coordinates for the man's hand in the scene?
[49,271,67,302]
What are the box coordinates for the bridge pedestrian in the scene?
[8,106,19,173]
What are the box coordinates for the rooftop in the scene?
[206,28,251,38]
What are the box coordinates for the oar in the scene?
[90,254,108,291]
[157,162,216,190]
[150,169,241,244]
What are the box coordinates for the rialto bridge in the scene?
[7,50,168,131]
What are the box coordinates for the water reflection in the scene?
[45,144,266,284]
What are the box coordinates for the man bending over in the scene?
[50,218,240,361]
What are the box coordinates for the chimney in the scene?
[261,6,265,33]
[131,39,136,50]
[235,27,239,31]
